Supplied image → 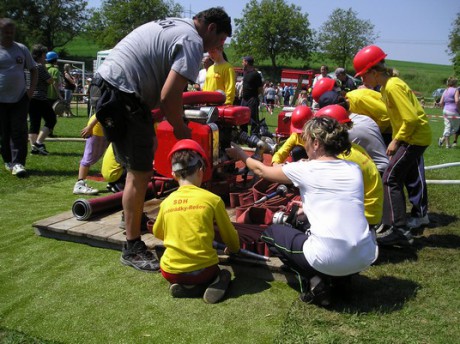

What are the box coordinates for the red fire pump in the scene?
[154,91,278,196]
[274,106,297,141]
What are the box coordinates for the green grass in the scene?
[1,106,460,343]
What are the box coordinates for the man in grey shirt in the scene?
[0,18,37,177]
[319,90,389,174]
[95,7,232,272]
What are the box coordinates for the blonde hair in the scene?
[302,117,351,156]
[64,64,71,72]
[447,76,458,87]
[369,60,394,78]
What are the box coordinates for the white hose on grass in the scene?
[424,162,460,184]
[426,180,460,184]
[425,162,460,170]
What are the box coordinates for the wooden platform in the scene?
[33,198,296,283]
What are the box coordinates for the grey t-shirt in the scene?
[349,113,389,174]
[0,42,36,103]
[97,18,203,109]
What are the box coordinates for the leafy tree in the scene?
[0,0,88,50]
[85,0,182,48]
[448,12,460,76]
[231,0,314,68]
[317,8,377,69]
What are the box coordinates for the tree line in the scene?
[1,0,459,74]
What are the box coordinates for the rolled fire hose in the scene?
[72,181,167,221]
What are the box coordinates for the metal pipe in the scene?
[213,241,270,261]
[426,180,460,184]
[425,162,460,170]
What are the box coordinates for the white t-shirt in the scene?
[282,159,378,276]
[196,68,207,90]
[98,18,203,109]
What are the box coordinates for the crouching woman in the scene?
[226,116,378,306]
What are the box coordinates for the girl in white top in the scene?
[226,116,378,305]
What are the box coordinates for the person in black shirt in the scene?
[240,56,263,134]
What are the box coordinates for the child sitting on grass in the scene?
[153,139,240,304]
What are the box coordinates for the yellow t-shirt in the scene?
[338,143,383,225]
[272,133,305,164]
[88,114,104,137]
[381,77,431,146]
[153,184,240,274]
[346,89,392,134]
[203,62,236,105]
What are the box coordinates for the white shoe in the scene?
[4,162,13,172]
[73,180,99,195]
[11,164,27,177]
[407,214,430,229]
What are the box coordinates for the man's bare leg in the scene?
[120,169,159,272]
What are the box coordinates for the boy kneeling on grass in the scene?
[153,139,240,304]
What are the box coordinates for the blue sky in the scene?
[88,0,459,66]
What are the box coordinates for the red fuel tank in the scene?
[275,107,296,139]
[217,105,251,126]
[155,121,218,182]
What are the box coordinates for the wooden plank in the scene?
[49,217,87,232]
[33,211,74,228]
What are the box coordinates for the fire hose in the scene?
[72,179,175,221]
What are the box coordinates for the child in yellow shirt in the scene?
[153,139,240,304]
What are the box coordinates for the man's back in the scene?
[98,18,203,109]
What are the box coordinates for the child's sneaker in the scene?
[438,137,443,147]
[452,141,457,147]
[377,226,414,246]
[203,269,231,304]
[31,143,49,155]
[407,214,430,229]
[120,240,160,272]
[73,180,99,195]
[12,164,27,177]
[169,283,207,298]
[4,162,13,172]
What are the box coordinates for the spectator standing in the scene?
[0,18,37,177]
[234,79,243,105]
[240,56,263,134]
[335,68,357,94]
[28,44,56,156]
[63,63,76,117]
[311,65,330,109]
[45,51,63,117]
[283,84,291,105]
[354,45,432,244]
[194,53,213,91]
[203,45,235,105]
[95,7,232,272]
[438,77,459,148]
[264,82,276,115]
[312,65,329,88]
